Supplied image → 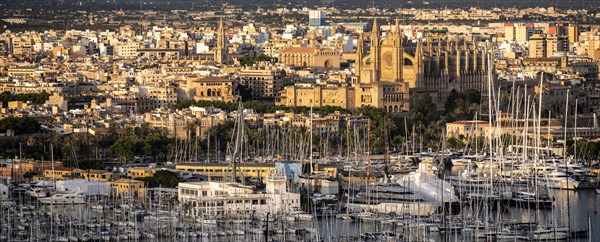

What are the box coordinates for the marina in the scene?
[1,172,598,241]
[0,0,599,241]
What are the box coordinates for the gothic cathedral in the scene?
[354,19,490,112]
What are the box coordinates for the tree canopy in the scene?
[172,99,348,115]
[108,125,172,161]
[567,139,600,161]
[0,116,41,135]
[444,89,481,122]
[238,55,276,66]
[0,91,51,106]
[136,170,184,188]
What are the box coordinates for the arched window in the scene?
[324,59,332,68]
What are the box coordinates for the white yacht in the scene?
[450,158,475,167]
[196,218,217,225]
[289,211,314,221]
[346,182,441,216]
[555,162,589,176]
[394,162,459,204]
[91,205,106,210]
[38,193,86,204]
[537,170,580,190]
[447,167,496,190]
[532,227,569,240]
[347,162,461,216]
[27,187,50,198]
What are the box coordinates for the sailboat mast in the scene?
[568,97,576,235]
[367,119,371,176]
[309,107,313,174]
[537,73,544,161]
[232,101,244,182]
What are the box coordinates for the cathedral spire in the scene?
[394,19,402,46]
[371,18,380,41]
[371,18,380,83]
[218,17,223,29]
[357,34,364,56]
[215,17,226,64]
[394,19,401,35]
[357,34,364,80]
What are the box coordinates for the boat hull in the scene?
[346,202,440,216]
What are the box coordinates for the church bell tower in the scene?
[214,18,227,64]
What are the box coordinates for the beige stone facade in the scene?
[237,66,287,98]
[522,57,566,73]
[185,76,237,102]
[355,81,411,112]
[278,83,354,109]
[279,47,341,70]
[144,109,226,139]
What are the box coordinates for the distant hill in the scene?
[2,0,598,11]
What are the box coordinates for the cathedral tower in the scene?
[370,18,380,83]
[379,19,405,83]
[356,34,364,82]
[214,18,227,64]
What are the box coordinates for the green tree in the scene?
[0,91,51,106]
[412,93,438,126]
[0,116,41,134]
[447,137,465,150]
[444,89,481,122]
[109,138,135,161]
[23,171,37,180]
[237,84,253,101]
[238,55,275,66]
[137,170,183,188]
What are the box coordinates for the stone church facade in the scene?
[278,19,491,112]
[279,47,341,70]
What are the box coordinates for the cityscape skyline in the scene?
[0,2,599,242]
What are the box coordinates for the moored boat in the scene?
[38,193,86,205]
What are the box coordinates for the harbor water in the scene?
[2,189,597,241]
